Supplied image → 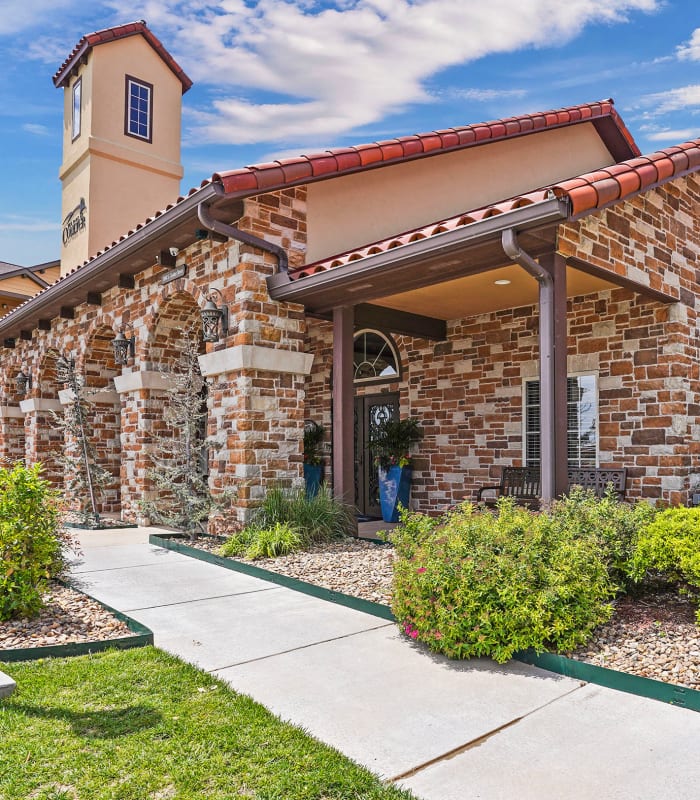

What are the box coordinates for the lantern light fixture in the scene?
[200,287,230,343]
[111,324,136,366]
[16,370,31,396]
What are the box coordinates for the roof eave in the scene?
[0,183,218,341]
[268,197,570,313]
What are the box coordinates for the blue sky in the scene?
[1,0,698,267]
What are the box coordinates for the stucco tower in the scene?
[53,21,192,276]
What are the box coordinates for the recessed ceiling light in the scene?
[494,279,511,285]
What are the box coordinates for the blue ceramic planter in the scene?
[304,464,322,498]
[378,466,412,522]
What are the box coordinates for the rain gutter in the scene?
[501,227,555,503]
[197,183,289,273]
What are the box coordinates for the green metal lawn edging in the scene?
[515,648,700,712]
[148,533,395,621]
[149,532,700,713]
[0,584,153,664]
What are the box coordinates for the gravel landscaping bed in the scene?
[0,583,131,652]
[194,535,700,691]
[570,591,700,690]
[193,536,396,604]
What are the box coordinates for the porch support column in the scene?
[540,252,569,499]
[502,231,568,503]
[332,305,355,504]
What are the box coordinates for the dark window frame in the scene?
[71,78,82,141]
[124,75,153,143]
[352,328,402,386]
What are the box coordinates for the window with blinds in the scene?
[524,374,597,467]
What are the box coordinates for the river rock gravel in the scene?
[0,583,131,652]
[194,536,396,605]
[569,591,700,690]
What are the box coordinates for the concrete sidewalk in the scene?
[70,527,700,799]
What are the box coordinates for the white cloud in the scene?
[436,87,527,102]
[677,28,700,61]
[645,128,697,142]
[22,123,51,137]
[0,219,59,232]
[0,0,77,35]
[1,0,660,144]
[111,0,659,145]
[639,85,700,115]
[25,35,77,64]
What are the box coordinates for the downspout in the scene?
[197,186,288,273]
[501,228,555,503]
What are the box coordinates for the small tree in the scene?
[140,335,225,540]
[51,356,112,527]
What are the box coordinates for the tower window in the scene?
[71,78,81,140]
[125,76,153,142]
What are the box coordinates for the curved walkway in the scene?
[69,526,700,800]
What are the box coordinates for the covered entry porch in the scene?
[270,196,675,514]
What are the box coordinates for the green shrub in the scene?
[0,463,67,621]
[250,484,355,545]
[630,507,700,621]
[547,486,657,588]
[219,528,255,558]
[243,522,303,559]
[391,499,615,663]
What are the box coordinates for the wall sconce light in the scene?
[55,354,75,385]
[16,370,31,396]
[200,287,230,343]
[111,324,136,366]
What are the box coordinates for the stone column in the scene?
[0,405,26,465]
[113,370,173,523]
[199,344,314,527]
[20,398,64,485]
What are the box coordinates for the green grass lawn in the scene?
[0,647,415,800]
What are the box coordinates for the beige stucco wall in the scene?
[58,34,185,275]
[306,124,615,262]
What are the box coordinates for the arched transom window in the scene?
[353,329,400,384]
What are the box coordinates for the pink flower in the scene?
[416,567,426,574]
[403,622,419,640]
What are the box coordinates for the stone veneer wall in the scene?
[0,186,309,525]
[304,176,700,509]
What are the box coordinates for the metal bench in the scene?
[476,466,541,509]
[567,467,627,501]
[476,466,627,507]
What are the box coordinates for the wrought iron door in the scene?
[354,393,399,517]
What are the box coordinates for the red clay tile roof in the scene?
[53,21,192,93]
[290,138,700,281]
[553,140,700,218]
[213,100,639,196]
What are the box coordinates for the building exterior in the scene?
[0,21,699,527]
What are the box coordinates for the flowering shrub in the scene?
[547,486,657,589]
[391,499,616,663]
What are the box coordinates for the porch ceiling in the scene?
[373,263,619,320]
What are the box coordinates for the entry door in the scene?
[354,393,399,517]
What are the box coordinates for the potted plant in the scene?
[303,421,325,498]
[369,416,422,522]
